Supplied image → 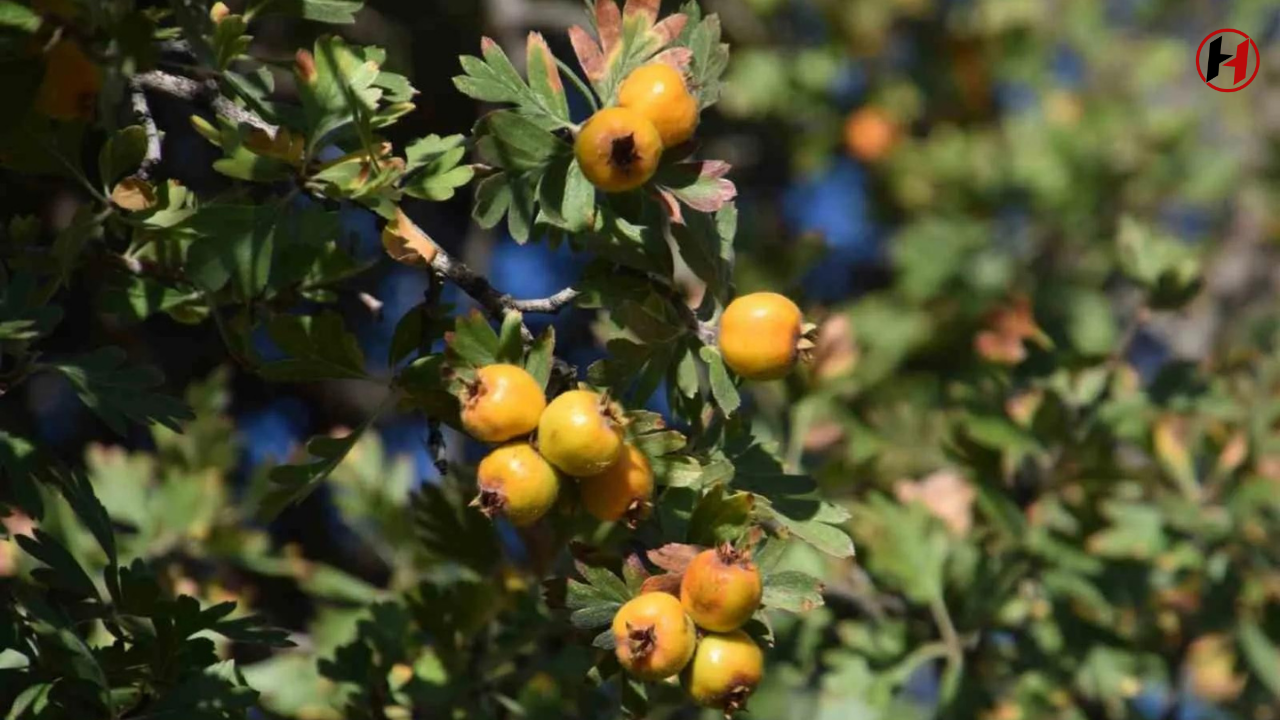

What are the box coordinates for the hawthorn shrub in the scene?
[1,1,1279,719]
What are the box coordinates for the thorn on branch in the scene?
[134,70,278,139]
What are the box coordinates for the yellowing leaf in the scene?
[381,208,437,266]
[111,177,158,212]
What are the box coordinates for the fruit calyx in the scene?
[721,684,754,716]
[609,134,641,171]
[796,322,820,364]
[625,621,657,659]
[623,498,652,529]
[715,542,752,568]
[471,488,506,518]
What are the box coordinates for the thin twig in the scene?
[134,70,278,138]
[128,79,163,181]
[512,287,581,314]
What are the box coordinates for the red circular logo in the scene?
[1196,29,1259,92]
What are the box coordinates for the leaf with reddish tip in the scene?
[639,573,682,596]
[623,0,660,24]
[596,0,623,57]
[526,32,570,123]
[569,25,608,85]
[647,542,700,573]
[653,187,684,225]
[652,47,694,73]
[656,160,737,215]
[650,14,688,45]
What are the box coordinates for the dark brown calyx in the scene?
[625,622,657,659]
[471,488,506,519]
[609,134,640,171]
[623,498,652,530]
[721,685,755,716]
[715,542,752,568]
[461,376,488,407]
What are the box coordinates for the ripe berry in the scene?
[718,292,806,380]
[843,107,898,163]
[460,364,546,443]
[617,64,699,148]
[579,443,653,527]
[537,390,624,477]
[680,544,763,632]
[574,107,663,193]
[474,441,561,527]
[612,592,697,681]
[34,40,102,121]
[683,630,764,713]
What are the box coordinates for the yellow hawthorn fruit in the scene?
[537,389,624,476]
[34,39,102,122]
[718,292,806,380]
[683,630,764,713]
[474,441,561,527]
[843,107,898,163]
[680,544,763,632]
[612,592,697,681]
[579,443,653,526]
[617,63,699,147]
[461,364,546,443]
[574,107,662,193]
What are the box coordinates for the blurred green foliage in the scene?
[3,0,1280,719]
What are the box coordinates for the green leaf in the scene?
[1116,216,1202,309]
[0,2,42,33]
[448,310,500,368]
[670,206,734,302]
[98,125,148,187]
[16,529,99,599]
[1239,620,1280,697]
[699,346,740,414]
[525,32,570,123]
[48,347,194,434]
[566,562,630,630]
[688,484,754,546]
[180,205,278,298]
[473,172,512,229]
[677,8,730,109]
[0,272,61,340]
[260,425,367,520]
[454,36,572,128]
[6,683,53,720]
[299,36,384,147]
[98,275,199,326]
[494,310,524,364]
[403,134,474,202]
[762,570,825,613]
[525,327,555,389]
[263,0,364,24]
[259,311,367,381]
[475,110,567,172]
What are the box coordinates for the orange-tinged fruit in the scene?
[718,292,805,380]
[461,364,546,443]
[680,544,763,632]
[618,63,699,147]
[34,39,101,121]
[683,630,764,713]
[537,389,624,476]
[574,107,663,193]
[579,443,653,526]
[612,592,697,681]
[843,107,898,163]
[474,442,561,527]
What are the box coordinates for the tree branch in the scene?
[425,239,579,324]
[128,78,163,181]
[134,70,278,138]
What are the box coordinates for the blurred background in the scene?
[6,0,1280,718]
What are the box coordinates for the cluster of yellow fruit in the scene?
[462,291,808,528]
[613,545,765,712]
[464,367,652,528]
[574,63,699,193]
